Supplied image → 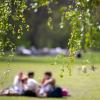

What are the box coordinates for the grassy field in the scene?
[0,52,100,100]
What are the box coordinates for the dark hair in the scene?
[28,72,34,78]
[45,72,52,77]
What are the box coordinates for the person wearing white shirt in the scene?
[23,72,40,96]
[13,72,24,95]
[0,72,26,96]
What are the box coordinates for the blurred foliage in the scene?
[59,0,100,54]
[0,0,28,55]
[17,0,71,48]
[17,0,100,50]
[0,0,100,52]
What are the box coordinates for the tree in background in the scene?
[0,0,100,53]
[17,0,71,48]
[0,0,29,55]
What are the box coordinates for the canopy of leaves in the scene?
[0,0,100,55]
[0,0,29,55]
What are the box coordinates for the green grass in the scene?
[0,52,100,100]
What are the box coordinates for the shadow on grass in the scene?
[0,95,68,99]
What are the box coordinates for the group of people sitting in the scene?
[0,71,69,98]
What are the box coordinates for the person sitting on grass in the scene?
[38,71,56,97]
[38,72,67,98]
[12,72,24,95]
[0,72,27,96]
[0,72,69,97]
[23,72,40,97]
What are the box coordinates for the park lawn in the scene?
[0,51,100,100]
